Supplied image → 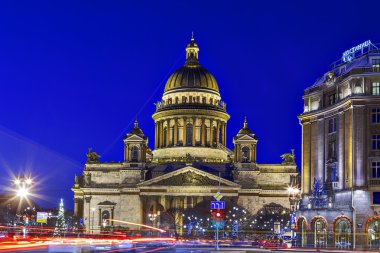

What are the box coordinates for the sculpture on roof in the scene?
[281,149,296,165]
[86,147,101,164]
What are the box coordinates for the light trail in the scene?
[108,219,166,233]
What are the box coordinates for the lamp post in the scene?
[287,186,300,247]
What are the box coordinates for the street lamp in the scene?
[287,186,300,247]
[14,176,33,199]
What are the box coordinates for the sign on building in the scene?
[36,212,48,223]
[211,201,225,209]
[274,221,281,234]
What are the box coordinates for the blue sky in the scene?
[0,0,378,209]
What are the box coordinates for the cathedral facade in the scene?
[72,37,298,233]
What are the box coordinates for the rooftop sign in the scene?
[342,40,372,62]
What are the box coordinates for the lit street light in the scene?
[287,186,300,247]
[14,176,33,199]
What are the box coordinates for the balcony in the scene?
[369,178,380,186]
[155,100,227,113]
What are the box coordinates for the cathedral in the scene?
[72,36,299,233]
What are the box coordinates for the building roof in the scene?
[234,118,258,140]
[308,44,380,90]
[164,36,219,94]
[125,119,147,139]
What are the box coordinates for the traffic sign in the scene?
[211,201,225,209]
[37,212,48,223]
[213,192,223,201]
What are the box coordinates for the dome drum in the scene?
[155,100,227,113]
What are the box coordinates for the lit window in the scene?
[372,162,380,178]
[186,124,193,146]
[373,59,380,72]
[372,82,380,95]
[372,135,380,150]
[372,108,380,123]
[328,118,336,133]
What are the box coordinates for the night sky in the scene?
[0,1,379,210]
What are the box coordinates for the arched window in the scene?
[212,126,217,146]
[242,146,250,163]
[312,217,327,248]
[334,218,352,248]
[186,124,193,146]
[102,210,110,227]
[367,217,380,248]
[219,127,223,144]
[297,217,307,247]
[163,127,167,147]
[131,146,139,162]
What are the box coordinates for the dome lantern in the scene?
[185,32,199,64]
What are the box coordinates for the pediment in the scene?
[138,166,240,187]
[124,135,144,142]
[235,134,256,141]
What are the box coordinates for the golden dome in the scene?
[163,36,220,94]
[164,64,219,93]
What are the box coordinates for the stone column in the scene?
[85,196,92,232]
[160,120,164,148]
[251,144,255,163]
[174,118,178,146]
[192,117,196,146]
[210,119,214,147]
[220,122,225,146]
[201,118,206,146]
[236,144,240,162]
[216,120,220,145]
[157,121,161,148]
[166,119,170,147]
[98,208,102,227]
[154,122,158,149]
[183,117,187,146]
[74,198,79,217]
[224,122,227,146]
[111,208,114,227]
[125,144,129,161]
[184,196,188,209]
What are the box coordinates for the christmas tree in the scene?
[54,198,66,236]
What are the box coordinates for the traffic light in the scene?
[212,209,224,219]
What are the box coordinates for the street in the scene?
[4,245,380,253]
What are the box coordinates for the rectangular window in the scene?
[372,135,380,150]
[372,82,380,95]
[328,141,336,158]
[372,162,380,178]
[372,108,380,123]
[373,192,380,204]
[373,59,380,72]
[329,93,337,105]
[328,118,336,133]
